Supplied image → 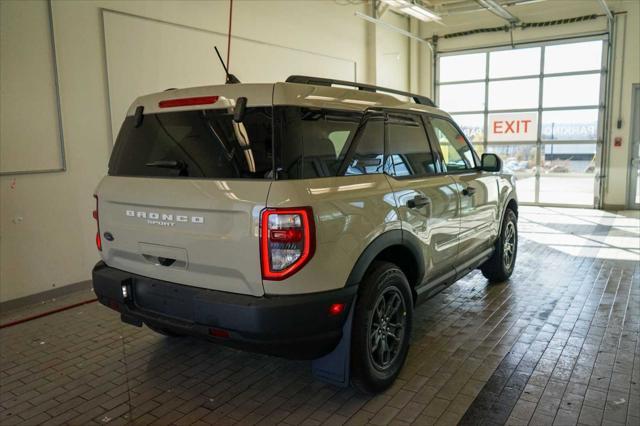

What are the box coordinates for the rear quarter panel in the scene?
[264,174,400,295]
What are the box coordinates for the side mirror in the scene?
[233,97,247,123]
[481,153,502,172]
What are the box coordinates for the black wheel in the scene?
[481,208,517,283]
[146,322,184,337]
[351,261,412,394]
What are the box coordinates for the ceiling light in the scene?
[380,0,441,22]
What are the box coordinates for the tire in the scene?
[146,322,184,337]
[481,208,518,283]
[351,261,413,394]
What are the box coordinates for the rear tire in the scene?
[351,261,412,394]
[481,208,517,283]
[146,323,184,337]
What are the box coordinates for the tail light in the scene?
[93,195,102,251]
[260,207,315,280]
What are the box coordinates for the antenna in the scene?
[214,47,240,84]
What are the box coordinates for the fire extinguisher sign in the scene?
[488,112,538,142]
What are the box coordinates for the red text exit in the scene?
[493,120,533,134]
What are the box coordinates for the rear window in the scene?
[109,107,273,179]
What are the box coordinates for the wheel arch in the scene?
[345,230,425,301]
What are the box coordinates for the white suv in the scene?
[92,76,518,393]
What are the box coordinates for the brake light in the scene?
[93,195,101,252]
[158,96,219,108]
[260,207,315,281]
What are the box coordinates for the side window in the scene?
[344,115,384,175]
[429,117,477,172]
[386,114,437,178]
[276,107,363,179]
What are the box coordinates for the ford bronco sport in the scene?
[92,76,518,393]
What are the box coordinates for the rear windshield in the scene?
[109,108,273,179]
[109,106,379,180]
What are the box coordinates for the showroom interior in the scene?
[0,0,639,425]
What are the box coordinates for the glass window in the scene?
[488,78,539,110]
[544,40,603,74]
[541,109,599,141]
[543,74,601,108]
[109,108,273,179]
[386,114,436,178]
[430,117,476,171]
[277,107,362,179]
[344,115,384,176]
[489,47,541,78]
[539,143,596,205]
[439,82,485,112]
[439,53,486,82]
[450,114,485,145]
[486,144,536,203]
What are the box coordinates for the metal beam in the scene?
[596,0,613,21]
[475,0,520,24]
[355,11,433,51]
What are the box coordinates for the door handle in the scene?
[407,195,431,209]
[462,186,476,196]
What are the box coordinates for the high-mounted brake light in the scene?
[260,207,315,281]
[158,96,219,108]
[93,195,102,252]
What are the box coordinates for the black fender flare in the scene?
[344,229,425,288]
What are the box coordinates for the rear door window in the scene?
[109,108,273,179]
[276,107,362,179]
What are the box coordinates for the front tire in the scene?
[351,261,413,394]
[481,208,517,283]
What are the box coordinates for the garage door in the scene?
[436,37,607,207]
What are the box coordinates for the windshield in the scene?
[108,106,376,180]
[109,107,273,179]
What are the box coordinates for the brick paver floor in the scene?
[0,207,638,425]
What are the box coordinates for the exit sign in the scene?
[488,112,538,142]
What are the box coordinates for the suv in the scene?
[92,76,518,393]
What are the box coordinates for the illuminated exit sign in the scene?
[488,112,538,142]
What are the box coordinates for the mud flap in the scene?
[311,298,356,387]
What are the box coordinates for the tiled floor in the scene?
[0,207,638,426]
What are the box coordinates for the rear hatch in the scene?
[96,88,274,296]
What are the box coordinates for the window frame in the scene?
[383,110,441,180]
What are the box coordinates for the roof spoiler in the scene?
[285,75,436,107]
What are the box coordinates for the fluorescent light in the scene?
[380,0,441,22]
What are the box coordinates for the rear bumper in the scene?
[92,261,356,359]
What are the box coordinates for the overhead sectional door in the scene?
[436,37,607,207]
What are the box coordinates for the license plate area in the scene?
[134,278,196,322]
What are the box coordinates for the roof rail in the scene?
[285,75,436,107]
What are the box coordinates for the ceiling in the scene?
[413,0,628,34]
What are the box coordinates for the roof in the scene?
[126,80,448,118]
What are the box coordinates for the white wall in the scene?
[0,0,410,303]
[419,0,640,209]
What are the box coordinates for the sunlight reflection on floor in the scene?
[519,206,640,261]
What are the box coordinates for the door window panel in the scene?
[430,117,476,171]
[439,53,486,82]
[541,109,599,141]
[489,47,541,78]
[439,82,485,112]
[450,114,485,146]
[487,144,536,203]
[544,40,603,74]
[539,143,596,205]
[386,115,436,178]
[543,74,601,108]
[488,78,539,110]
